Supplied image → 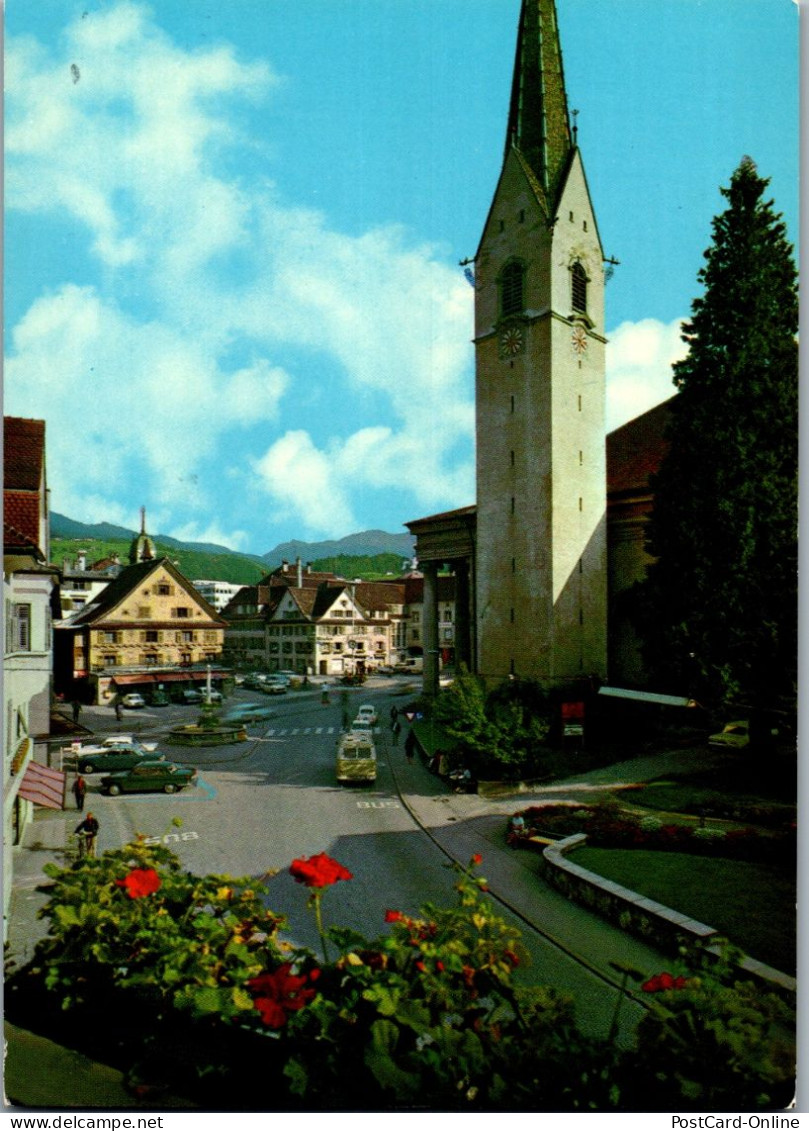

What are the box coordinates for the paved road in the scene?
[11,681,680,1045]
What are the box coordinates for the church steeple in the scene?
[129,506,156,564]
[505,0,573,210]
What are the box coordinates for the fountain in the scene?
[166,665,247,747]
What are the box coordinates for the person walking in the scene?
[72,775,87,812]
[75,812,99,858]
[391,719,401,746]
[404,728,416,764]
[114,697,123,721]
[71,699,82,724]
[389,705,399,725]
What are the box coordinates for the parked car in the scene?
[260,680,288,696]
[77,748,166,775]
[224,704,276,725]
[102,735,158,753]
[356,704,378,726]
[100,760,197,796]
[181,688,203,704]
[708,720,750,749]
[121,693,146,709]
[148,689,171,706]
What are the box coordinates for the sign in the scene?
[561,701,585,720]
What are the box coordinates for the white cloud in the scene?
[252,431,356,536]
[5,3,476,544]
[605,318,686,432]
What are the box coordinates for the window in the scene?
[6,603,31,652]
[174,607,191,618]
[103,653,117,667]
[501,261,524,316]
[571,261,588,314]
[102,630,119,644]
[157,584,173,596]
[143,630,160,643]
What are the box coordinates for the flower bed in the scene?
[511,802,795,866]
[5,836,794,1112]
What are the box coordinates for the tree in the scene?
[641,157,798,710]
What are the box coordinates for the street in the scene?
[20,679,669,1044]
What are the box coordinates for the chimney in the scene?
[296,557,303,587]
[77,550,87,571]
[281,560,289,574]
[306,562,312,575]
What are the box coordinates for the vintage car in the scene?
[100,760,197,796]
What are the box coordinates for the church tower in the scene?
[473,0,607,686]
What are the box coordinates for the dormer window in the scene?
[571,261,588,315]
[500,260,525,317]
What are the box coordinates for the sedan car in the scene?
[260,680,288,696]
[708,720,750,749]
[356,704,378,726]
[103,735,158,753]
[77,748,166,775]
[121,693,146,709]
[224,704,276,725]
[100,760,197,795]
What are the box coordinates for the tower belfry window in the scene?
[571,261,588,314]
[501,261,525,317]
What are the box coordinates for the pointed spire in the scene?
[506,0,573,207]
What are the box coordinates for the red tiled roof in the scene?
[4,417,45,491]
[606,398,674,496]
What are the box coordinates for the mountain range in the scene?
[50,512,415,570]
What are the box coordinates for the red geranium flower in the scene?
[385,909,404,923]
[289,852,353,889]
[247,963,319,1028]
[641,972,689,993]
[471,853,483,866]
[115,867,161,900]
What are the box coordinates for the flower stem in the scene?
[313,891,330,963]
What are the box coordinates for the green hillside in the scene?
[51,538,266,586]
[309,553,407,580]
[51,542,409,586]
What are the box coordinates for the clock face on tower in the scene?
[499,325,524,358]
[571,325,588,355]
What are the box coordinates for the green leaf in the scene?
[364,1020,420,1096]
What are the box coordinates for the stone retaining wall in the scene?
[542,834,796,999]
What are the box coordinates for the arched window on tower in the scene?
[571,261,588,315]
[500,261,525,317]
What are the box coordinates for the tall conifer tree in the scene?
[641,157,798,709]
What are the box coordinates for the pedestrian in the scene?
[72,774,87,812]
[404,729,416,764]
[392,719,401,746]
[71,699,82,724]
[75,812,99,858]
[115,697,123,721]
[390,705,399,724]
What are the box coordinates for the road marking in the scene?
[142,831,200,846]
[356,800,401,809]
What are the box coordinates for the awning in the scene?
[18,761,66,810]
[112,670,228,687]
[597,686,700,709]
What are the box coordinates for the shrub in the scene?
[8,843,794,1111]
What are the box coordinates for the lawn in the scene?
[573,846,796,976]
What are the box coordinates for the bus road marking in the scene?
[356,800,401,809]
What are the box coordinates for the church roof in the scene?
[505,0,573,209]
[607,397,675,497]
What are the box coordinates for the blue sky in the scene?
[4,0,800,555]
